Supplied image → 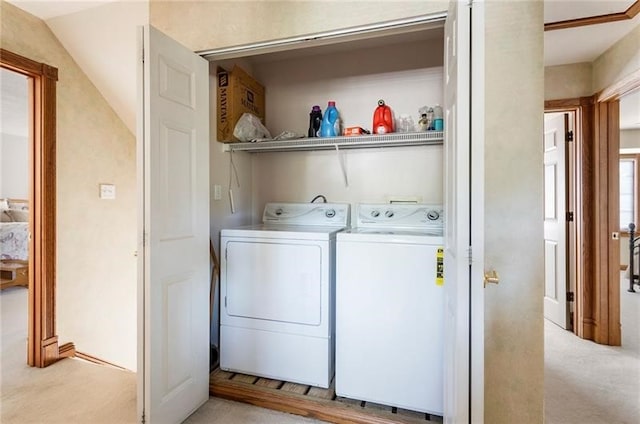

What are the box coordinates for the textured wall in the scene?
[484,1,544,422]
[593,22,640,93]
[1,1,137,370]
[150,0,447,52]
[545,62,593,100]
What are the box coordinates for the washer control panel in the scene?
[263,202,350,226]
[357,204,444,231]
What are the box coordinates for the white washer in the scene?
[336,203,444,414]
[220,202,350,388]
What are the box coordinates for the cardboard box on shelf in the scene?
[216,65,266,143]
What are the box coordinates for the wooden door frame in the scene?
[544,100,587,338]
[1,49,60,367]
[593,68,640,345]
[544,69,640,346]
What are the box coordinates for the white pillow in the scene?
[7,209,28,222]
[0,199,8,209]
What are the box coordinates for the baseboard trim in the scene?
[74,351,128,371]
[58,342,76,358]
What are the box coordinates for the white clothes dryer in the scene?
[336,203,444,415]
[220,202,350,388]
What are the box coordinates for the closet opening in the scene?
[201,17,449,423]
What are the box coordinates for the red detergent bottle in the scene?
[373,99,394,134]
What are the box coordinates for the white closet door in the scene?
[137,25,210,424]
[443,1,484,423]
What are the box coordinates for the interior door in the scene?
[444,1,484,423]
[137,25,210,424]
[543,113,569,329]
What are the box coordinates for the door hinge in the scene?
[566,212,574,222]
[224,296,227,308]
[468,246,473,265]
[566,130,574,142]
[567,292,575,302]
[141,412,145,424]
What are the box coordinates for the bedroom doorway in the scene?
[1,49,59,368]
[0,67,30,369]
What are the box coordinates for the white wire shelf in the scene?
[222,131,444,153]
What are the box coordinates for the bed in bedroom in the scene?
[1,199,29,289]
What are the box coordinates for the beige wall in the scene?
[593,22,640,93]
[1,1,137,370]
[485,1,544,423]
[150,0,447,52]
[545,62,592,100]
[152,0,545,421]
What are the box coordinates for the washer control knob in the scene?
[275,208,283,216]
[371,210,380,218]
[385,210,395,218]
[427,210,440,221]
[325,209,336,218]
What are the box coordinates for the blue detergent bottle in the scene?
[320,101,340,137]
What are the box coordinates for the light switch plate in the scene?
[100,184,116,200]
[214,185,222,201]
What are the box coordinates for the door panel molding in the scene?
[0,49,59,367]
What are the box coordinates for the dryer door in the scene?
[224,239,324,327]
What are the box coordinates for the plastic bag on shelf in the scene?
[233,112,272,142]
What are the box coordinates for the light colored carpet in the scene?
[3,277,638,424]
[544,274,640,424]
[0,286,324,424]
[0,286,137,424]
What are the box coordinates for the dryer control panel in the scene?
[357,204,443,231]
[263,202,350,226]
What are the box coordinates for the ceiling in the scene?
[7,0,121,20]
[544,0,640,66]
[3,0,639,130]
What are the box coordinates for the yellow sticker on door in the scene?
[436,248,444,286]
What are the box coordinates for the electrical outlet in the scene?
[99,184,116,200]
[214,185,222,201]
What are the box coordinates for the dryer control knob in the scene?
[385,210,395,218]
[427,210,440,221]
[275,208,283,216]
[371,210,380,218]
[325,209,336,218]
